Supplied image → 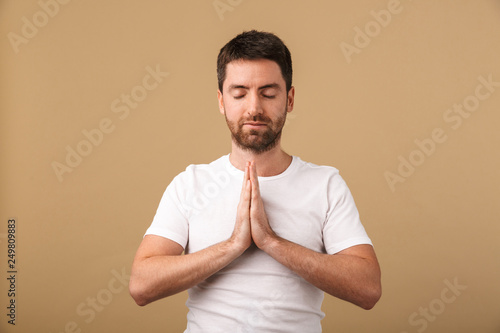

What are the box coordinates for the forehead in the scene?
[224,59,285,89]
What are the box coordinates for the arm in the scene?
[129,235,243,306]
[262,240,381,310]
[247,161,381,310]
[129,162,253,306]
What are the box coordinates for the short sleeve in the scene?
[144,174,189,249]
[323,174,372,254]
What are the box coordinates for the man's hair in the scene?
[217,30,293,93]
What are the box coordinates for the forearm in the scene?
[130,239,243,306]
[263,237,381,310]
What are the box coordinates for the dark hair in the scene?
[217,30,293,93]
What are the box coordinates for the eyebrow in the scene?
[228,83,281,91]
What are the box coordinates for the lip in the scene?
[243,122,267,126]
[243,123,267,130]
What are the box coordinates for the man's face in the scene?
[218,59,294,153]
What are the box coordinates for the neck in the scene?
[229,140,292,177]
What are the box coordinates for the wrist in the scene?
[258,232,280,253]
[225,236,249,257]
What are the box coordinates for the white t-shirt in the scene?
[145,154,372,333]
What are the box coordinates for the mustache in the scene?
[239,115,271,125]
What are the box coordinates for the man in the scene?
[130,30,381,332]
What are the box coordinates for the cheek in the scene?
[222,100,243,117]
[222,107,241,126]
[267,101,287,116]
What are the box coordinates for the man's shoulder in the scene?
[172,154,231,182]
[184,154,228,172]
[291,156,352,193]
[293,156,340,177]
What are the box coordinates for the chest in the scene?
[185,180,328,254]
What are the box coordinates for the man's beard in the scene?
[225,106,287,154]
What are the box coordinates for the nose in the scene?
[247,92,263,118]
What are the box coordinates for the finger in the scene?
[244,179,251,200]
[239,161,250,199]
[240,180,251,220]
[250,161,260,198]
[245,163,252,202]
[240,177,252,212]
[244,161,249,180]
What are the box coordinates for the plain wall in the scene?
[1,0,499,332]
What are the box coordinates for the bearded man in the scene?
[129,30,381,333]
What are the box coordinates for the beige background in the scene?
[1,0,499,332]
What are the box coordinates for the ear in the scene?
[217,90,225,115]
[286,86,295,113]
